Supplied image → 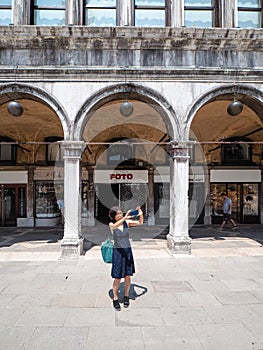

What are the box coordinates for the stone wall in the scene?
[0,26,263,70]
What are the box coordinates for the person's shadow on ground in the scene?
[108,282,148,303]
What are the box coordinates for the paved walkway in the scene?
[0,225,262,349]
[0,224,262,261]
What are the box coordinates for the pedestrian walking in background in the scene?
[218,193,238,231]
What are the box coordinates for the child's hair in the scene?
[109,206,121,223]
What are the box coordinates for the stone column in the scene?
[120,0,132,26]
[171,0,184,27]
[147,167,155,226]
[26,165,35,227]
[166,141,191,254]
[87,166,95,226]
[204,172,212,225]
[67,0,81,25]
[222,0,236,28]
[61,141,85,256]
[12,0,27,25]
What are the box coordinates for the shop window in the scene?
[134,0,167,27]
[45,136,63,164]
[222,137,252,165]
[84,0,117,26]
[0,0,12,25]
[243,184,259,215]
[32,0,66,25]
[238,0,262,28]
[184,0,220,27]
[210,183,260,224]
[0,136,17,164]
[35,181,62,218]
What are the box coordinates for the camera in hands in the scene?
[130,209,139,216]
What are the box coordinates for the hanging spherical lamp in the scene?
[8,66,24,117]
[120,101,133,117]
[227,100,243,116]
[7,100,24,117]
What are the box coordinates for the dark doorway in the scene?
[0,185,26,226]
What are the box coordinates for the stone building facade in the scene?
[0,1,263,255]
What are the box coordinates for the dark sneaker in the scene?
[232,225,238,230]
[123,296,130,308]
[113,299,121,311]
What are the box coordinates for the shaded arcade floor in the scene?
[0,224,262,261]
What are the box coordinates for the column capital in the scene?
[24,164,36,173]
[61,141,86,160]
[166,141,193,161]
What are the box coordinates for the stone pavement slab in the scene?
[0,225,263,349]
[86,326,144,350]
[193,323,256,350]
[0,326,36,350]
[142,325,205,350]
[24,327,89,350]
[0,256,261,349]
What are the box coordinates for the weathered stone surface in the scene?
[0,27,263,68]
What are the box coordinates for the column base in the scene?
[204,215,211,225]
[17,217,35,227]
[61,237,83,257]
[147,212,155,226]
[81,217,96,227]
[167,233,191,254]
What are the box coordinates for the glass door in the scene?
[95,183,149,224]
[0,185,26,227]
[243,184,260,223]
[3,187,16,226]
[210,183,241,224]
[119,183,148,218]
[227,184,242,223]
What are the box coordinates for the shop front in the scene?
[94,169,149,224]
[210,169,261,224]
[33,168,64,226]
[153,166,207,226]
[92,166,207,227]
[0,171,27,227]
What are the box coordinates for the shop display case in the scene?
[81,181,89,217]
[35,181,62,224]
[243,184,259,223]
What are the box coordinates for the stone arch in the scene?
[0,83,71,139]
[185,84,263,139]
[73,83,180,142]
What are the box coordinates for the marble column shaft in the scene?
[61,141,85,256]
[167,142,191,254]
